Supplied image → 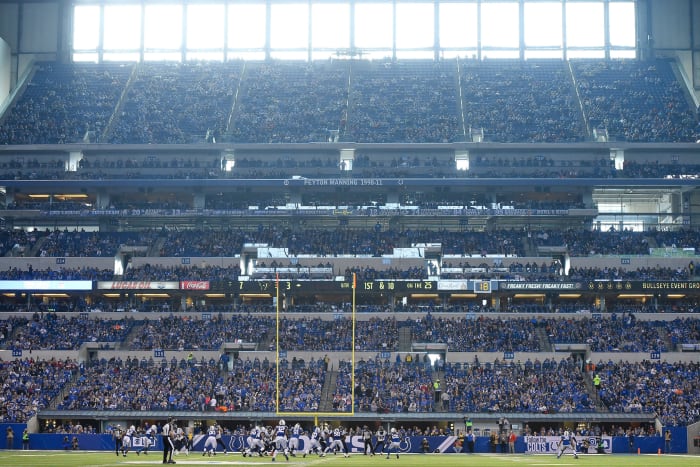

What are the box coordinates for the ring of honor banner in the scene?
[524,435,612,454]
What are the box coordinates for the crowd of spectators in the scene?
[36,230,144,258]
[568,266,690,281]
[0,63,131,145]
[1,59,695,145]
[346,60,461,143]
[354,358,437,413]
[444,357,595,413]
[0,266,113,281]
[5,313,135,351]
[460,59,585,143]
[572,60,697,143]
[7,226,693,260]
[1,352,699,424]
[543,314,670,352]
[410,314,540,352]
[595,359,700,425]
[231,61,346,144]
[128,314,271,351]
[122,264,241,282]
[107,62,240,144]
[56,355,327,413]
[276,316,398,352]
[0,357,79,422]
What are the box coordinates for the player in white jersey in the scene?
[135,426,154,456]
[203,425,219,456]
[243,426,266,457]
[288,423,302,456]
[556,431,579,459]
[322,427,348,458]
[121,425,136,456]
[271,419,290,461]
[385,428,402,459]
[303,426,323,458]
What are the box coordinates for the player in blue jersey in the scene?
[374,426,388,455]
[271,419,289,461]
[556,430,579,459]
[214,424,227,454]
[385,428,402,459]
[288,423,302,456]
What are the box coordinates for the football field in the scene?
[0,451,695,467]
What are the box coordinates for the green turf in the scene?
[0,451,695,467]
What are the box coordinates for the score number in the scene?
[473,280,492,293]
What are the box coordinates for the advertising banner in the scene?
[524,435,612,454]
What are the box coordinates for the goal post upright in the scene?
[275,272,280,415]
[351,272,356,416]
[274,273,357,418]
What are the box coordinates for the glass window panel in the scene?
[524,2,562,47]
[441,50,477,59]
[73,5,100,50]
[270,3,309,50]
[103,5,141,50]
[439,3,477,49]
[72,53,99,63]
[566,2,604,47]
[480,49,520,59]
[567,50,605,59]
[144,5,182,50]
[187,4,225,49]
[355,3,393,49]
[359,49,393,60]
[229,51,266,61]
[525,49,563,59]
[229,3,266,49]
[395,50,435,60]
[481,2,519,48]
[396,3,433,49]
[269,50,310,60]
[103,52,141,62]
[186,51,224,61]
[610,49,636,59]
[312,3,350,50]
[609,1,636,47]
[144,52,182,61]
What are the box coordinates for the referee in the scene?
[162,418,175,464]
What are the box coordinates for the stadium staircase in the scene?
[398,325,412,352]
[146,236,167,257]
[660,329,676,351]
[535,327,553,352]
[583,372,608,413]
[319,367,338,412]
[100,64,138,143]
[24,236,48,257]
[47,369,81,410]
[118,321,146,350]
[521,236,539,257]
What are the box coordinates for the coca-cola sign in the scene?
[180,281,210,290]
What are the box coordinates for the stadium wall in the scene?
[0,427,686,454]
[3,349,698,368]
